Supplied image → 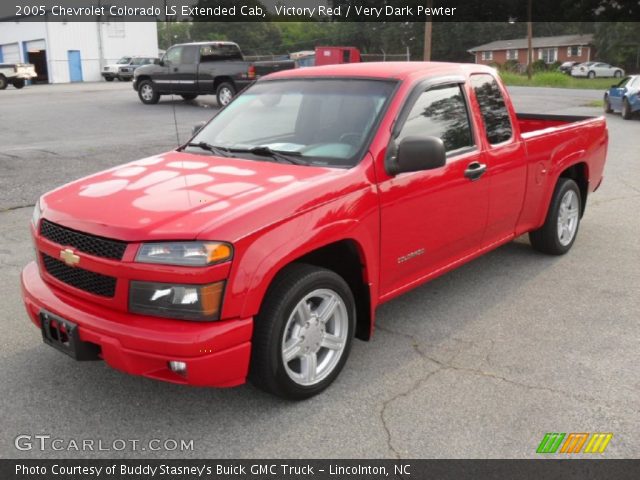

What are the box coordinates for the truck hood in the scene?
[42,151,366,242]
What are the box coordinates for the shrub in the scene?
[501,59,520,73]
[531,59,548,73]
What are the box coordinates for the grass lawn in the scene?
[500,71,614,90]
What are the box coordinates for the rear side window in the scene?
[200,44,243,62]
[398,84,474,153]
[470,74,513,145]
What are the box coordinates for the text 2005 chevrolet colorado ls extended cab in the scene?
[22,63,607,399]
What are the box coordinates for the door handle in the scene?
[464,162,487,181]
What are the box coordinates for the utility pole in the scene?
[423,0,433,61]
[527,0,533,79]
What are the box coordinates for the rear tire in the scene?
[0,75,7,90]
[12,79,25,89]
[216,82,236,107]
[249,263,356,400]
[529,178,581,255]
[180,94,198,101]
[104,76,114,82]
[137,80,160,105]
[622,98,632,120]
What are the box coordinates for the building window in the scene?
[481,51,493,61]
[506,49,518,61]
[538,48,557,64]
[567,46,582,57]
[107,22,125,38]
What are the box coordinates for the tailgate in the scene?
[253,60,295,77]
[15,63,37,78]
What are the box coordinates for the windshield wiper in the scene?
[181,142,231,157]
[228,146,307,165]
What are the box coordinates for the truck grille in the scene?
[42,254,117,298]
[40,220,127,260]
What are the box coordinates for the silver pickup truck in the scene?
[0,63,37,89]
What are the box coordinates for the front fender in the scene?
[220,186,380,322]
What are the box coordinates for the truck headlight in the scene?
[135,242,232,266]
[129,280,224,321]
[32,199,42,228]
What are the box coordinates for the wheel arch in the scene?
[241,237,375,342]
[214,76,235,91]
[558,162,589,217]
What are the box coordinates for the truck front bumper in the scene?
[21,262,253,387]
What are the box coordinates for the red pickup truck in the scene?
[22,63,607,399]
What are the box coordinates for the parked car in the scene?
[571,61,624,78]
[23,62,608,399]
[558,61,579,75]
[132,41,295,106]
[116,56,158,81]
[101,56,132,81]
[604,75,640,119]
[0,63,37,89]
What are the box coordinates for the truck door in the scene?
[378,81,490,295]
[469,73,527,245]
[162,45,198,94]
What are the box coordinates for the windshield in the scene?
[117,56,132,64]
[190,79,396,167]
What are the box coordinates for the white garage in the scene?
[0,21,158,83]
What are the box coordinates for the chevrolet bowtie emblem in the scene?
[60,248,80,267]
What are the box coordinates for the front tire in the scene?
[104,76,114,82]
[249,264,356,400]
[588,71,595,79]
[529,178,581,255]
[137,80,160,105]
[614,70,622,78]
[604,94,613,113]
[622,99,632,120]
[0,75,8,90]
[216,82,236,107]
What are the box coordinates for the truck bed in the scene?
[516,112,600,136]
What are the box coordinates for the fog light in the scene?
[168,361,187,376]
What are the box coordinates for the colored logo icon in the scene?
[537,433,613,454]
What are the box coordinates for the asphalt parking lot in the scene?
[1,82,638,459]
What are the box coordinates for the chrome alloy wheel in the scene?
[140,84,154,101]
[281,289,349,386]
[218,87,233,106]
[557,189,579,246]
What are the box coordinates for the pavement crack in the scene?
[0,203,35,213]
[374,322,618,457]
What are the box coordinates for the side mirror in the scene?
[192,121,207,136]
[385,136,446,176]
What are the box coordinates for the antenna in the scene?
[170,91,180,146]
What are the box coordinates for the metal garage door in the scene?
[1,43,21,63]
[25,39,46,52]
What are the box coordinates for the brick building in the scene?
[469,34,594,67]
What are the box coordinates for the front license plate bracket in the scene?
[40,310,101,361]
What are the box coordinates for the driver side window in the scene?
[165,47,182,65]
[397,84,474,153]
